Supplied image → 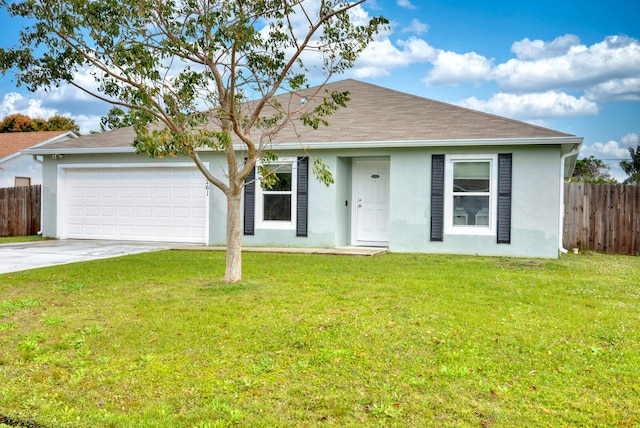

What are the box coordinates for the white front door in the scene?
[352,158,390,246]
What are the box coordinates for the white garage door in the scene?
[60,165,208,243]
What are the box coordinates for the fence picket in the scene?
[564,182,640,255]
[0,185,41,237]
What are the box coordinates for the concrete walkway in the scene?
[175,245,388,256]
[0,240,387,275]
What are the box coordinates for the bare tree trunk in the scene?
[224,191,243,283]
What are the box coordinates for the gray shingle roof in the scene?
[27,79,574,153]
[263,79,572,144]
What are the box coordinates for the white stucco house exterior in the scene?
[24,80,582,257]
[0,131,78,188]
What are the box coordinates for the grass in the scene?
[0,236,46,244]
[0,250,639,427]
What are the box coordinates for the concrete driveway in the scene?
[0,240,184,275]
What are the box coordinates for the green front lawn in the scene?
[0,236,45,244]
[1,251,638,427]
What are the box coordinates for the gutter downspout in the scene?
[32,155,44,236]
[559,147,580,254]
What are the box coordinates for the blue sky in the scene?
[1,0,639,181]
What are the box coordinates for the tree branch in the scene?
[243,0,366,134]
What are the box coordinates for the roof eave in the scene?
[23,135,583,156]
[23,146,138,156]
[265,136,583,151]
[34,130,80,146]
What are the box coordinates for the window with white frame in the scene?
[256,158,297,229]
[15,177,31,187]
[444,154,497,235]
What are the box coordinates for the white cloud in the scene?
[402,19,429,35]
[422,50,493,86]
[1,92,58,120]
[621,133,640,147]
[73,114,104,134]
[412,34,640,106]
[493,35,640,92]
[345,1,372,27]
[458,91,599,120]
[585,140,632,159]
[256,0,399,83]
[511,34,580,60]
[581,133,638,161]
[585,77,640,103]
[397,0,417,10]
[353,37,434,78]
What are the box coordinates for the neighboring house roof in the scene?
[24,79,582,156]
[0,130,79,162]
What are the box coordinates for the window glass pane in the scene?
[453,162,490,192]
[263,194,291,221]
[453,195,489,226]
[263,164,292,191]
[15,177,31,187]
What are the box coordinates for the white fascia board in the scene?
[252,136,584,151]
[0,152,24,164]
[23,136,584,155]
[22,146,137,155]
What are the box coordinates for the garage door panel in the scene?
[69,187,84,198]
[136,225,152,236]
[154,226,170,237]
[155,188,170,198]
[155,207,170,218]
[101,225,117,235]
[136,207,152,218]
[84,187,100,199]
[172,207,189,218]
[119,187,135,198]
[192,207,206,218]
[118,206,135,218]
[102,187,117,198]
[82,206,99,217]
[102,206,117,217]
[137,187,153,198]
[172,227,190,238]
[62,167,207,243]
[68,224,83,235]
[85,224,100,235]
[118,225,135,236]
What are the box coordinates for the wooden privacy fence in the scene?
[0,185,41,237]
[564,182,640,255]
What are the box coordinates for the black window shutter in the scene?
[296,156,309,237]
[430,154,445,241]
[497,153,512,244]
[243,164,255,236]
